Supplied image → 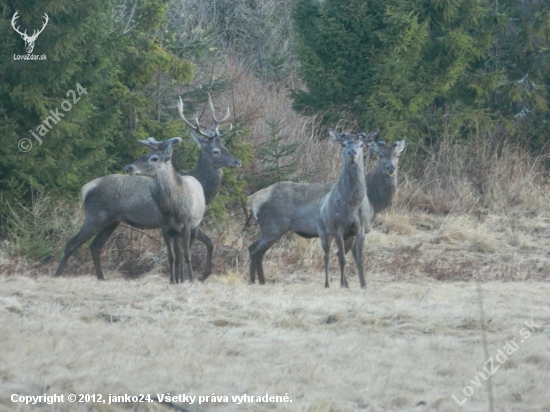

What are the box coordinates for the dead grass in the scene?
[1,198,550,412]
[1,273,550,412]
[3,201,550,285]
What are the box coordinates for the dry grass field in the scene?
[1,207,550,412]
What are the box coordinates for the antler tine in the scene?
[177,96,212,139]
[216,123,235,139]
[29,13,48,40]
[207,92,231,127]
[11,11,26,37]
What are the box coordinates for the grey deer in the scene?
[248,134,405,285]
[318,130,376,288]
[125,138,205,284]
[54,95,241,279]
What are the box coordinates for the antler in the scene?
[11,11,26,37]
[177,96,215,139]
[11,12,48,40]
[207,92,232,136]
[27,13,49,41]
[178,95,234,140]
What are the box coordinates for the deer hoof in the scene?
[198,272,211,282]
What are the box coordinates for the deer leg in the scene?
[353,230,366,288]
[190,227,198,245]
[182,225,193,283]
[54,220,103,277]
[337,237,355,262]
[334,234,348,288]
[248,232,282,285]
[162,232,176,284]
[195,229,213,281]
[89,222,119,280]
[320,234,333,288]
[248,238,261,284]
[177,233,188,284]
[255,248,271,286]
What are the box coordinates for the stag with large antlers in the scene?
[11,11,49,54]
[175,93,239,280]
[54,95,241,280]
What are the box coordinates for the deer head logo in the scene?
[11,11,49,54]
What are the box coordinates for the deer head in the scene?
[11,11,49,54]
[367,139,406,177]
[177,94,241,169]
[328,130,378,164]
[125,138,182,177]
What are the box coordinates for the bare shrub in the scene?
[395,133,549,216]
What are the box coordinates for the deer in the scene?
[11,11,49,54]
[248,134,405,285]
[54,95,241,280]
[317,130,376,288]
[125,137,205,283]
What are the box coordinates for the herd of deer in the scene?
[53,96,405,288]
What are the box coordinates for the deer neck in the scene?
[182,150,222,206]
[338,157,366,205]
[151,164,182,216]
[366,160,397,216]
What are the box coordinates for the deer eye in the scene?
[150,156,159,162]
[212,148,221,155]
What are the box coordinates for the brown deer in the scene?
[54,96,240,279]
[125,138,205,284]
[248,134,405,285]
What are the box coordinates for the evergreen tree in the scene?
[292,0,489,137]
[292,0,550,148]
[0,0,193,228]
[456,0,550,147]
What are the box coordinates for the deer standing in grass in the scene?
[125,138,205,284]
[248,134,405,285]
[54,96,240,280]
[318,130,376,288]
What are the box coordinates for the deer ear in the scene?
[365,130,379,142]
[190,130,208,146]
[328,129,341,143]
[394,139,406,153]
[165,137,182,157]
[160,143,173,159]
